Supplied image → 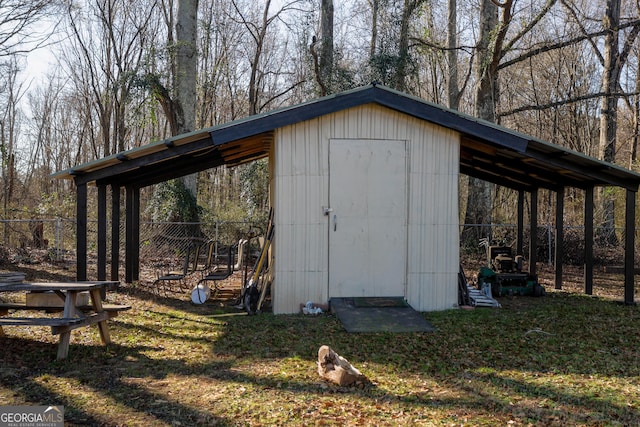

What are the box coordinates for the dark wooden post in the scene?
[529,188,538,275]
[111,186,120,281]
[132,187,140,281]
[624,189,636,305]
[125,186,134,283]
[555,187,564,290]
[76,182,88,281]
[125,186,141,284]
[517,190,524,256]
[584,186,594,295]
[97,185,107,281]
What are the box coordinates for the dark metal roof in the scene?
[52,84,640,192]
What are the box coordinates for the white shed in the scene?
[272,104,460,313]
[54,84,640,311]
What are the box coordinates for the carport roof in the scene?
[52,84,640,192]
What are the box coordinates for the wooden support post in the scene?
[584,187,594,295]
[76,182,88,281]
[125,186,141,283]
[110,186,120,282]
[529,188,538,276]
[624,189,636,305]
[97,185,107,281]
[125,186,134,284]
[555,187,564,290]
[132,188,140,281]
[517,190,524,256]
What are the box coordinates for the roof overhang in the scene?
[52,84,640,193]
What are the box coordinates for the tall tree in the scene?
[65,0,156,158]
[394,0,423,91]
[598,0,640,241]
[463,0,557,243]
[446,0,461,110]
[369,0,380,59]
[175,0,199,195]
[631,43,640,165]
[462,0,501,238]
[0,59,23,220]
[231,0,307,115]
[175,0,198,135]
[144,0,198,138]
[311,0,333,95]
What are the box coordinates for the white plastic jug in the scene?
[191,284,210,304]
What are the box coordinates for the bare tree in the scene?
[393,0,424,91]
[447,0,461,110]
[175,0,198,135]
[369,0,380,59]
[599,0,640,241]
[175,0,199,195]
[0,0,60,58]
[230,0,308,115]
[245,0,272,115]
[198,0,245,126]
[462,0,557,242]
[310,0,333,96]
[631,43,640,165]
[0,59,24,218]
[64,0,157,158]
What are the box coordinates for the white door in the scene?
[328,139,407,298]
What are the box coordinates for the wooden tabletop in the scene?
[0,282,115,292]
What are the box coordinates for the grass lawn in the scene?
[1,274,639,426]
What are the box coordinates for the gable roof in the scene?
[52,84,640,192]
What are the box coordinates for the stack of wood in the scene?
[0,272,25,285]
[317,345,368,386]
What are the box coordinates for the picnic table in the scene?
[0,281,130,359]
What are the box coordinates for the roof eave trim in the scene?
[209,85,529,153]
[371,88,528,153]
[210,88,376,145]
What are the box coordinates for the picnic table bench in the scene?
[0,281,130,360]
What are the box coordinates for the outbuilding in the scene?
[53,84,640,313]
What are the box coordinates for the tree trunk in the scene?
[248,0,271,115]
[463,0,500,243]
[175,0,199,196]
[599,0,621,244]
[632,57,640,166]
[474,0,500,122]
[598,0,640,243]
[319,0,334,94]
[369,0,379,59]
[394,0,421,92]
[175,0,198,135]
[446,0,460,110]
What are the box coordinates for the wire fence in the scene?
[460,223,634,268]
[0,218,265,266]
[0,218,636,271]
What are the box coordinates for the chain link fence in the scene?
[0,218,637,274]
[0,218,265,266]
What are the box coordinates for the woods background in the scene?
[1,0,639,266]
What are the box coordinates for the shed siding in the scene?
[273,104,459,314]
